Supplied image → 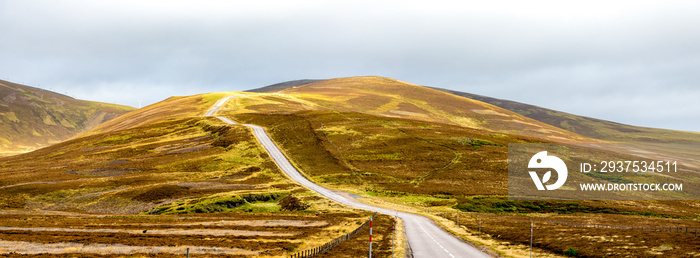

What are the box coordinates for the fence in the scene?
[435,211,699,237]
[290,213,378,258]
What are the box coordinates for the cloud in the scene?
[1,0,698,131]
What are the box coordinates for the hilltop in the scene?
[250,77,698,143]
[0,80,135,155]
[237,76,589,142]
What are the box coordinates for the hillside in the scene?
[0,80,135,155]
[246,79,324,93]
[82,92,235,136]
[249,78,698,143]
[0,91,380,256]
[1,78,698,257]
[432,87,700,143]
[234,76,590,142]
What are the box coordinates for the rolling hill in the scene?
[0,90,380,256]
[249,77,699,143]
[1,76,698,256]
[431,87,700,143]
[0,80,135,155]
[233,76,590,142]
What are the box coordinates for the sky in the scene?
[1,0,699,132]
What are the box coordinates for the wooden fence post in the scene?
[530,220,533,258]
[479,217,482,241]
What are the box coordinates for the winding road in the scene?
[205,96,490,258]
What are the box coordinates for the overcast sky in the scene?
[1,0,698,132]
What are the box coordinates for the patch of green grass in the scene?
[147,192,283,215]
[348,152,402,161]
[453,137,504,149]
[49,151,66,157]
[239,201,282,212]
[564,247,578,257]
[453,197,669,217]
[390,193,457,206]
[220,142,264,164]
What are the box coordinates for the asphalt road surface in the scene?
[206,96,489,258]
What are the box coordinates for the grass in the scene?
[0,95,383,256]
[348,152,403,161]
[452,196,681,216]
[436,211,700,257]
[316,214,400,258]
[435,86,700,143]
[267,76,589,142]
[147,192,283,215]
[0,114,301,214]
[216,78,700,256]
[230,110,535,196]
[2,77,699,256]
[0,79,135,154]
[0,210,372,257]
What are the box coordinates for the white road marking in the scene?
[414,218,456,257]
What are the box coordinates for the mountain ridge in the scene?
[0,79,135,155]
[429,86,700,143]
[245,76,696,143]
[238,76,588,142]
[245,79,324,93]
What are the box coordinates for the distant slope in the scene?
[0,80,135,155]
[248,78,697,143]
[246,79,323,93]
[83,92,237,136]
[236,76,590,142]
[0,92,316,216]
[431,87,700,143]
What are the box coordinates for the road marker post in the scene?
[530,220,533,258]
[392,217,396,258]
[479,217,482,240]
[369,216,373,258]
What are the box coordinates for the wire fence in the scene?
[434,211,699,237]
[290,213,378,258]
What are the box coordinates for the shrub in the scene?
[279,195,309,211]
[564,247,578,257]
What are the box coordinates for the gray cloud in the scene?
[1,0,698,131]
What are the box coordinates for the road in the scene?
[206,96,490,258]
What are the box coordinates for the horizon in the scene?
[1,1,698,132]
[4,75,698,133]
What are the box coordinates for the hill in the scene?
[1,77,698,256]
[214,77,587,196]
[0,91,380,256]
[237,76,589,142]
[249,78,698,143]
[82,92,233,136]
[0,80,135,155]
[245,79,323,93]
[431,87,700,143]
